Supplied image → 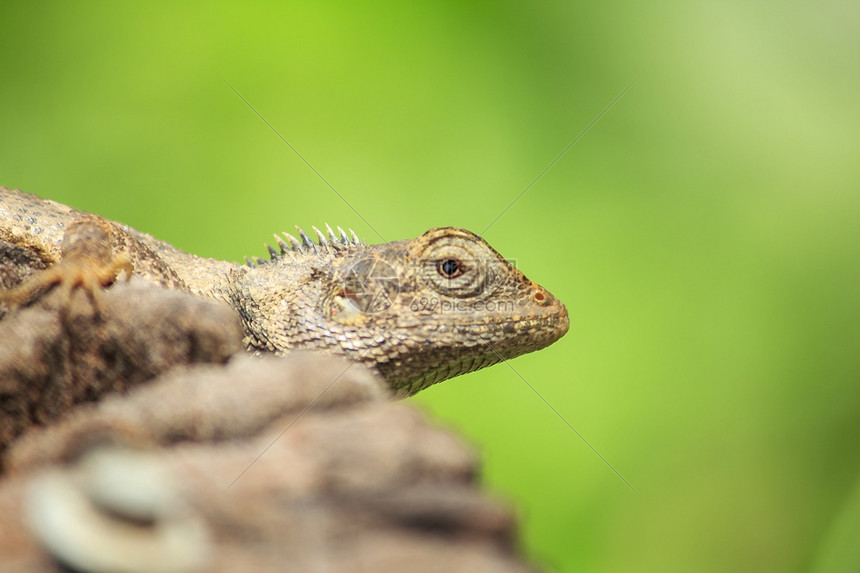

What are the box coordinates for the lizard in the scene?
[0,186,569,396]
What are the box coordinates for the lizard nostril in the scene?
[532,289,548,305]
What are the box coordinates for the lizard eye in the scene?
[418,228,508,299]
[422,250,488,298]
[437,258,463,279]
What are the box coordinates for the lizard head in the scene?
[234,226,569,396]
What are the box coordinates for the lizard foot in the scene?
[0,252,133,313]
[0,214,133,314]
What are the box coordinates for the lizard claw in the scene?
[0,248,133,314]
[1,213,133,314]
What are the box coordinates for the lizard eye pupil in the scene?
[438,259,461,278]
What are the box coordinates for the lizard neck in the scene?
[125,227,238,302]
[174,256,238,303]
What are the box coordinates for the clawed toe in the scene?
[0,253,133,314]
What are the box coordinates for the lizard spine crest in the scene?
[245,224,366,266]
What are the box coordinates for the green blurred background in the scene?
[2,2,858,571]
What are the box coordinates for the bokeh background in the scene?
[2,2,858,571]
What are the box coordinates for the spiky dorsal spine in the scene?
[247,225,364,266]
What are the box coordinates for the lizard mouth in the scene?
[377,302,569,396]
[404,300,569,331]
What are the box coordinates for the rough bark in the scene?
[0,283,535,572]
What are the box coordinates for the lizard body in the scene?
[0,187,568,395]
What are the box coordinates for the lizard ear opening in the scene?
[328,288,370,325]
[324,257,401,323]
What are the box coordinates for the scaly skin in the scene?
[0,187,569,395]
